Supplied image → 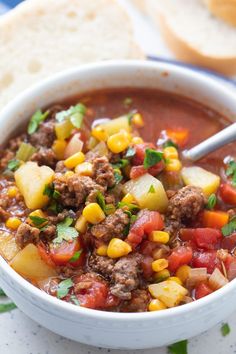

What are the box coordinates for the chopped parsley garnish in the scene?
[222,216,236,237]
[0,302,17,313]
[168,340,188,354]
[0,288,6,297]
[206,194,217,210]
[57,278,73,299]
[70,295,80,306]
[111,159,129,169]
[29,215,48,228]
[114,170,123,184]
[143,149,164,169]
[221,323,230,337]
[125,146,136,158]
[163,139,178,149]
[43,183,61,199]
[118,202,139,212]
[226,160,236,187]
[27,109,50,135]
[96,191,106,211]
[69,250,83,263]
[55,103,87,129]
[16,142,36,162]
[7,159,21,171]
[148,184,155,193]
[131,214,137,223]
[123,97,133,107]
[53,217,78,244]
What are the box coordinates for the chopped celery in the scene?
[16,142,36,162]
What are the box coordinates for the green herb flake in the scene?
[70,295,80,306]
[114,171,123,185]
[16,142,36,162]
[168,340,188,354]
[148,184,155,194]
[0,288,6,297]
[69,249,83,263]
[221,323,230,337]
[226,160,236,187]
[118,202,139,212]
[222,216,236,237]
[56,103,87,129]
[57,278,73,299]
[27,109,50,135]
[48,200,63,214]
[111,159,129,169]
[43,183,54,198]
[125,147,136,158]
[54,217,78,244]
[96,191,106,211]
[7,159,21,172]
[123,97,133,107]
[29,215,48,228]
[0,302,17,313]
[143,148,164,169]
[131,215,138,223]
[53,190,61,200]
[206,194,217,210]
[163,139,178,149]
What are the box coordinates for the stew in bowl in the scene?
[0,88,236,313]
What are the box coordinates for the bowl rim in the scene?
[1,59,236,322]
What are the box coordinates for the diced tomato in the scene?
[202,210,229,229]
[141,255,154,279]
[221,233,236,251]
[104,292,121,308]
[130,161,165,179]
[195,282,213,300]
[74,274,109,309]
[168,246,193,273]
[132,143,155,165]
[165,127,189,147]
[219,183,236,205]
[192,250,221,274]
[127,210,164,247]
[37,243,56,268]
[225,254,236,281]
[180,228,223,250]
[50,239,84,266]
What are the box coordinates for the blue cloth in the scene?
[2,0,22,7]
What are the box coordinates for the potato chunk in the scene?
[181,166,220,196]
[15,162,54,209]
[10,243,57,280]
[148,280,188,308]
[0,231,20,261]
[123,173,168,212]
[100,116,131,136]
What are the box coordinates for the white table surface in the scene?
[1,1,236,353]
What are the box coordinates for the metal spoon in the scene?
[182,122,236,162]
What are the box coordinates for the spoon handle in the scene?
[182,122,236,162]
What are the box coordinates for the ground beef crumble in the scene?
[15,223,40,249]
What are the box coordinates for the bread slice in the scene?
[146,0,236,75]
[203,0,236,27]
[0,0,144,110]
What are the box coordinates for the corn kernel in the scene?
[168,276,182,285]
[154,269,170,283]
[165,159,182,172]
[82,203,105,224]
[52,140,67,160]
[163,146,178,160]
[91,126,108,142]
[148,299,167,311]
[6,217,22,230]
[176,265,191,284]
[131,136,144,145]
[64,171,74,179]
[96,245,108,256]
[152,259,169,272]
[7,186,18,198]
[75,215,88,233]
[64,152,85,169]
[148,231,169,244]
[121,193,135,204]
[75,162,93,177]
[132,113,144,127]
[107,238,132,259]
[107,131,130,153]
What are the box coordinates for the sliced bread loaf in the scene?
[146,0,236,75]
[0,0,144,110]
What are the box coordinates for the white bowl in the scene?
[0,61,236,350]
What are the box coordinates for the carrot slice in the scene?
[202,210,229,229]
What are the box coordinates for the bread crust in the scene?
[203,0,236,27]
